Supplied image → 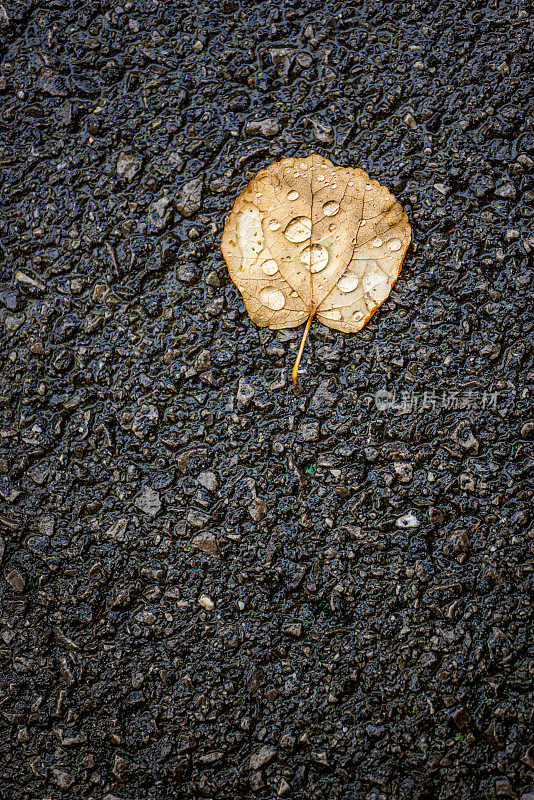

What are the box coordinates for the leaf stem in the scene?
[292,310,315,387]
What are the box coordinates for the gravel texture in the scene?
[0,2,533,799]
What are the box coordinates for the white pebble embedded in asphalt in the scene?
[198,595,215,611]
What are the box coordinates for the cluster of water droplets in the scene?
[242,160,404,315]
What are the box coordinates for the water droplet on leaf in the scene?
[323,200,340,216]
[284,216,312,242]
[337,272,359,292]
[259,287,286,310]
[300,244,329,273]
[261,259,279,275]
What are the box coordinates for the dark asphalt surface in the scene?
[0,1,533,799]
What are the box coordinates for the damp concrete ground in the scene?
[0,1,532,799]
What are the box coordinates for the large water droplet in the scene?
[269,220,281,231]
[372,237,383,247]
[261,259,278,275]
[317,174,325,182]
[337,271,359,293]
[387,238,402,251]
[300,244,329,273]
[284,216,312,243]
[259,286,285,310]
[323,200,340,216]
[287,190,299,201]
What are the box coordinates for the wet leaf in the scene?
[221,154,411,385]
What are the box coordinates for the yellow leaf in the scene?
[221,154,411,385]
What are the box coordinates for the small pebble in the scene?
[198,595,215,611]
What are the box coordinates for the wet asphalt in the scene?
[0,1,533,799]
